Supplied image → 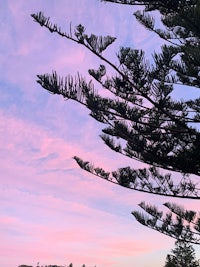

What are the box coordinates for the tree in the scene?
[164,239,200,267]
[17,264,90,267]
[31,0,200,243]
[132,201,200,244]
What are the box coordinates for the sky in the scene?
[0,1,200,267]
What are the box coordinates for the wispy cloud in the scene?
[0,108,172,266]
[1,1,199,267]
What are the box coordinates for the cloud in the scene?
[0,184,149,267]
[1,1,200,267]
[0,108,169,267]
[0,108,140,208]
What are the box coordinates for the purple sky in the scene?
[1,1,200,267]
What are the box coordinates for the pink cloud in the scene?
[0,185,147,266]
[1,1,200,267]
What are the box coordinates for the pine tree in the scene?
[31,0,200,243]
[164,239,200,267]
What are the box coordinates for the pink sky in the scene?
[1,1,200,267]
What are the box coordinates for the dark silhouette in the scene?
[31,0,200,243]
[164,240,200,267]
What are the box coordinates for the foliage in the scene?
[31,0,200,243]
[132,202,200,244]
[164,239,200,267]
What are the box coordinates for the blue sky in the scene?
[0,1,199,267]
